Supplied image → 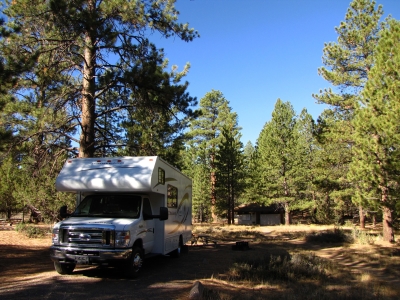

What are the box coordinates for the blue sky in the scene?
[150,0,400,145]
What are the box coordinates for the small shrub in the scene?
[15,223,48,238]
[305,227,353,243]
[352,227,376,245]
[344,220,354,227]
[15,222,26,232]
[227,252,331,282]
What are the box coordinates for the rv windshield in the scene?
[72,195,142,218]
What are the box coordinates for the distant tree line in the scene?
[0,0,399,242]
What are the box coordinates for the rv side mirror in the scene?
[159,207,168,221]
[144,207,168,220]
[59,205,70,219]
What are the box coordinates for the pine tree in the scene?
[256,99,298,225]
[313,0,387,227]
[1,0,198,158]
[186,90,240,222]
[1,5,78,222]
[240,141,257,204]
[0,156,21,220]
[181,144,211,223]
[12,151,76,223]
[314,0,384,110]
[0,15,36,154]
[349,20,400,242]
[215,126,244,224]
[313,110,356,223]
[291,109,317,214]
[119,63,196,168]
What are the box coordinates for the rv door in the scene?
[141,198,154,254]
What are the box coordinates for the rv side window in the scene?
[158,168,165,185]
[167,185,178,208]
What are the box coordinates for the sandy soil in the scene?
[0,225,265,300]
[1,224,399,300]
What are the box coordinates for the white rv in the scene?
[50,156,192,277]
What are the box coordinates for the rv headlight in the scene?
[115,231,130,248]
[52,228,60,245]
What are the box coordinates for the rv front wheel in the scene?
[54,261,75,275]
[125,247,144,278]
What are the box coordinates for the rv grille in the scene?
[60,226,114,248]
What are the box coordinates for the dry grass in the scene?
[0,223,398,299]
[193,224,400,300]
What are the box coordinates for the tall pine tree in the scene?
[185,90,240,222]
[291,109,317,214]
[1,0,198,158]
[256,99,297,225]
[349,20,400,242]
[313,0,387,227]
[215,126,244,224]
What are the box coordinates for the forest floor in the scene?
[0,223,399,300]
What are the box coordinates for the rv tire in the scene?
[54,261,75,275]
[125,247,144,278]
[171,236,183,258]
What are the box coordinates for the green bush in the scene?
[352,227,376,245]
[305,227,353,243]
[15,223,48,238]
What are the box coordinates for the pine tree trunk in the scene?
[227,195,231,225]
[210,170,217,222]
[284,202,290,225]
[381,186,394,243]
[283,178,291,225]
[359,206,365,229]
[231,188,235,225]
[382,206,394,243]
[79,3,96,158]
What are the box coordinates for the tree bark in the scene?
[359,205,365,229]
[382,206,394,243]
[210,150,217,222]
[79,2,96,158]
[284,202,290,225]
[231,185,235,225]
[381,186,394,243]
[210,170,217,222]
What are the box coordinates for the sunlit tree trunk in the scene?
[359,206,365,229]
[79,23,96,158]
[381,187,394,243]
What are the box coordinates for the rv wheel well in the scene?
[133,239,143,249]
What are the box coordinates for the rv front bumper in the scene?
[50,245,132,265]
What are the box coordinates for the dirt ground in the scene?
[1,224,399,300]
